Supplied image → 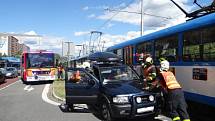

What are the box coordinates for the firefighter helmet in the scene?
[160,60,169,71]
[145,57,153,65]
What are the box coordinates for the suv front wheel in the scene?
[101,103,114,121]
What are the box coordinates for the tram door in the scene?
[124,46,133,65]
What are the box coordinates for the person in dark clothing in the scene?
[58,64,63,79]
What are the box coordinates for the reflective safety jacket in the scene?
[161,71,181,90]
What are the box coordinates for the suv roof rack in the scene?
[88,52,121,63]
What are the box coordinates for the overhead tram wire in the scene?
[97,0,135,31]
[105,9,173,20]
[96,0,135,31]
[104,0,176,36]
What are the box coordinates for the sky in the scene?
[0,0,213,56]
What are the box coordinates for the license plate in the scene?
[39,77,46,80]
[137,106,154,113]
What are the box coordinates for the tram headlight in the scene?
[149,95,154,102]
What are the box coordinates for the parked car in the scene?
[5,67,18,78]
[65,52,159,121]
[0,68,6,83]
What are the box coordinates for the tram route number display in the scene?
[192,68,207,81]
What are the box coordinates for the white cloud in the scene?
[88,14,96,18]
[107,23,114,28]
[97,0,191,28]
[24,30,37,35]
[74,31,90,36]
[83,6,89,11]
[15,31,66,55]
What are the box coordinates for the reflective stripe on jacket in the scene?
[161,71,181,90]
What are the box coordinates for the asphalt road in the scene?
[0,79,165,121]
[1,78,214,121]
[0,79,100,121]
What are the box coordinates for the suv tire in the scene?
[101,103,114,121]
[67,104,74,111]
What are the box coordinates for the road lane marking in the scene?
[24,85,34,92]
[0,80,20,91]
[155,115,172,121]
[24,85,30,90]
[42,84,60,106]
[27,86,34,92]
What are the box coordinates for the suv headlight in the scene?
[113,96,129,103]
[136,97,142,103]
[6,73,12,76]
[149,95,154,102]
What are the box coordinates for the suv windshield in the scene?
[6,68,15,71]
[100,66,139,84]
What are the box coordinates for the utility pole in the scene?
[140,0,144,36]
[62,40,63,56]
[102,40,106,52]
[76,44,83,57]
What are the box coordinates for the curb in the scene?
[42,84,60,106]
[52,84,65,102]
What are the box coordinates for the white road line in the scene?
[27,86,34,92]
[24,85,30,90]
[42,84,60,106]
[24,85,34,92]
[0,80,20,91]
[154,115,172,121]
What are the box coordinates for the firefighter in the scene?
[58,63,64,80]
[157,60,190,121]
[142,56,157,85]
[142,56,165,115]
[69,70,81,83]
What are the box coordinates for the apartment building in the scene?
[0,36,30,56]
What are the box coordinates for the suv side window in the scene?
[67,70,93,85]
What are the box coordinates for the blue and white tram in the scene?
[106,12,215,107]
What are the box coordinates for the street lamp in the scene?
[89,31,102,53]
[75,44,84,57]
[64,41,73,67]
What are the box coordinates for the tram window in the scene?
[124,46,133,65]
[183,45,200,61]
[183,29,201,61]
[202,26,215,43]
[183,26,215,61]
[202,26,215,61]
[136,41,153,64]
[203,42,215,61]
[155,36,178,62]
